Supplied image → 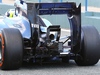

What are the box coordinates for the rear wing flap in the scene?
[27,2,77,15]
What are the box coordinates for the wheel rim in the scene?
[0,33,4,66]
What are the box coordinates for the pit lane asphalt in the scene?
[0,29,100,75]
[0,60,100,75]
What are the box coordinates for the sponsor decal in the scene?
[8,21,26,33]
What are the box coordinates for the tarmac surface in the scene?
[0,0,100,75]
[0,60,100,75]
[2,0,14,4]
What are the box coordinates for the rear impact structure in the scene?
[0,1,100,70]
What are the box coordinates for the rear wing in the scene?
[15,2,81,52]
[27,2,77,15]
[26,2,80,24]
[15,2,80,23]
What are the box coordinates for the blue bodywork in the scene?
[0,16,31,39]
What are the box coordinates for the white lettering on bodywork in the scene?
[8,21,26,33]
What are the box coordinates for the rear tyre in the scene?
[75,26,100,66]
[0,28,23,70]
